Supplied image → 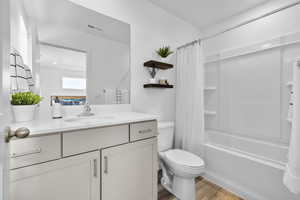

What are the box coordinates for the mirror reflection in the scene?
[10,0,130,107]
[40,44,87,106]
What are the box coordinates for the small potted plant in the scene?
[156,46,174,63]
[11,92,43,122]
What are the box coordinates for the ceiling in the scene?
[22,0,130,44]
[39,44,86,71]
[149,0,272,29]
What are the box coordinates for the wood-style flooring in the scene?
[158,177,244,200]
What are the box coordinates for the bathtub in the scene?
[203,130,300,200]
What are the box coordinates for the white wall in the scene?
[202,0,300,54]
[67,0,200,121]
[10,0,29,65]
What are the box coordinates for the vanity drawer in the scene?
[63,125,129,157]
[130,120,157,142]
[10,134,61,169]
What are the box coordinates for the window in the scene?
[62,77,86,90]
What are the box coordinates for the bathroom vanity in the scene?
[8,0,158,199]
[9,112,158,200]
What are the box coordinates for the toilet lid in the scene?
[165,149,204,168]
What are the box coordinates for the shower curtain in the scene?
[175,41,205,157]
[283,61,300,194]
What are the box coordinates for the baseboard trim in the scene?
[203,171,268,200]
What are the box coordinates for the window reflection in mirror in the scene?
[39,44,87,107]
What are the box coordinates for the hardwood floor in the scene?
[158,177,244,200]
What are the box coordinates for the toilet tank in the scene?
[158,121,174,152]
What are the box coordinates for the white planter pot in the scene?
[159,57,169,63]
[12,105,37,122]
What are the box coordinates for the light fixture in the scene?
[53,61,57,65]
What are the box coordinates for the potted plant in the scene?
[156,46,174,63]
[11,92,43,122]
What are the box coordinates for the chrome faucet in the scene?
[78,102,94,117]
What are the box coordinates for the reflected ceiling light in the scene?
[88,24,103,32]
[53,61,57,65]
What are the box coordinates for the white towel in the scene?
[284,61,300,194]
[10,49,34,93]
[116,89,122,104]
[103,89,116,104]
[121,89,129,104]
[116,89,129,104]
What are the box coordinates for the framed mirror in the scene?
[11,0,130,107]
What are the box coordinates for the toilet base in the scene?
[159,151,203,200]
[172,176,196,200]
[161,174,196,200]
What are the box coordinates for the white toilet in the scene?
[158,121,205,200]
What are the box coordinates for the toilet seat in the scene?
[164,149,204,169]
[165,149,204,167]
[161,149,205,178]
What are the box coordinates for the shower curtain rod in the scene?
[177,39,201,49]
[177,0,300,49]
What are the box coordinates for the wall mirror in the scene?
[10,0,131,106]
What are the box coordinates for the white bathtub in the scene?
[204,130,300,200]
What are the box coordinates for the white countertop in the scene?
[10,112,158,137]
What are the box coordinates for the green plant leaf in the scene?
[11,92,43,105]
[156,46,174,58]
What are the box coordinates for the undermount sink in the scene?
[64,115,115,123]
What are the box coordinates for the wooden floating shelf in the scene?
[143,84,174,88]
[144,60,173,70]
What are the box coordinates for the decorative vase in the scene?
[12,104,37,122]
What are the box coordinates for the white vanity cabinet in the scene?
[62,125,129,157]
[130,121,157,141]
[9,120,158,200]
[10,134,61,169]
[102,138,158,200]
[10,151,100,200]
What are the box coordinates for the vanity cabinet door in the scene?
[10,151,100,200]
[101,138,158,200]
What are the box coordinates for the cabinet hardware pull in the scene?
[10,148,42,158]
[104,156,108,174]
[93,159,97,178]
[138,129,152,134]
[5,127,30,143]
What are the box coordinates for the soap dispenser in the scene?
[52,97,62,119]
